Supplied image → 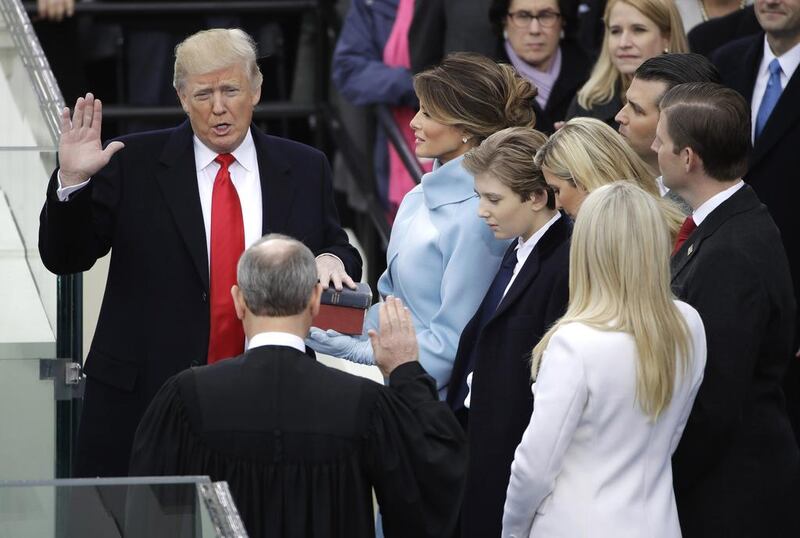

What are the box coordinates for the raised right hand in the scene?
[58,93,125,187]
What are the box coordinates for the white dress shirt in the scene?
[692,180,744,226]
[751,37,800,142]
[248,331,306,353]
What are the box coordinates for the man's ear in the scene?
[309,282,323,318]
[231,285,246,320]
[529,189,548,211]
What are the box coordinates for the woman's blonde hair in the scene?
[535,117,683,237]
[576,0,687,110]
[414,52,537,142]
[532,182,691,420]
[463,127,553,207]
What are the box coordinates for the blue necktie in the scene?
[755,59,783,139]
[451,245,518,411]
[477,245,518,328]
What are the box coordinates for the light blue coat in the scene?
[365,156,510,397]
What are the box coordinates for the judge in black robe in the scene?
[129,235,466,538]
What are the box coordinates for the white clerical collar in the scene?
[193,129,257,173]
[693,181,744,225]
[247,331,306,353]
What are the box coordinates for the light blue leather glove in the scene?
[306,328,375,365]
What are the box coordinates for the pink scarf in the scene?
[382,0,432,212]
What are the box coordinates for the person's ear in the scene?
[231,285,246,320]
[529,190,548,211]
[309,282,322,318]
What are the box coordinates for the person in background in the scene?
[332,0,432,217]
[488,0,593,133]
[676,0,753,33]
[130,235,467,538]
[687,4,760,56]
[615,53,719,211]
[712,0,800,448]
[502,181,707,538]
[534,116,683,234]
[655,82,798,537]
[309,53,536,400]
[566,0,688,128]
[447,126,571,537]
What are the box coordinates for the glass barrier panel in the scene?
[0,477,246,538]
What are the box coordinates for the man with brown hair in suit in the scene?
[654,81,798,538]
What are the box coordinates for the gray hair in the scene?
[236,234,318,317]
[173,28,263,92]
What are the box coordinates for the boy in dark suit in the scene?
[446,127,571,537]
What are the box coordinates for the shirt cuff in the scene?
[56,170,91,202]
[315,252,344,267]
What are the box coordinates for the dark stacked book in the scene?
[314,282,373,335]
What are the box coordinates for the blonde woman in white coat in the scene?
[502,181,707,538]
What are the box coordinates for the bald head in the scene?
[236,234,318,317]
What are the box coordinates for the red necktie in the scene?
[672,216,697,256]
[207,153,245,364]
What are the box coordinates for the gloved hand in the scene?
[306,328,375,365]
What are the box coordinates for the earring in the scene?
[462,135,470,144]
[663,48,669,54]
[503,29,509,40]
[560,29,565,39]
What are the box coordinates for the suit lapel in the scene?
[252,126,296,235]
[154,121,210,290]
[752,65,800,168]
[671,185,759,280]
[493,216,570,320]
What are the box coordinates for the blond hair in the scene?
[576,0,688,110]
[174,28,263,92]
[414,53,537,142]
[535,117,683,237]
[532,182,691,419]
[463,127,551,205]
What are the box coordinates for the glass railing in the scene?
[0,0,79,482]
[0,476,247,537]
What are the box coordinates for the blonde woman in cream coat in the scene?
[502,182,707,538]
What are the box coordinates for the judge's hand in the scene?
[37,0,74,21]
[58,93,125,187]
[368,297,419,378]
[316,254,356,291]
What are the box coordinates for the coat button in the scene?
[201,292,208,302]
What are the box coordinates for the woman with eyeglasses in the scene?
[489,0,593,133]
[565,0,688,128]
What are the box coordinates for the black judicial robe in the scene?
[129,345,466,538]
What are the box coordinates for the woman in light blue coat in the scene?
[309,53,539,399]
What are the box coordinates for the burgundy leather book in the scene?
[313,283,373,335]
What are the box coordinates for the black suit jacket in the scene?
[446,216,570,538]
[688,5,760,58]
[38,122,361,477]
[670,185,798,537]
[496,40,593,134]
[713,33,800,446]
